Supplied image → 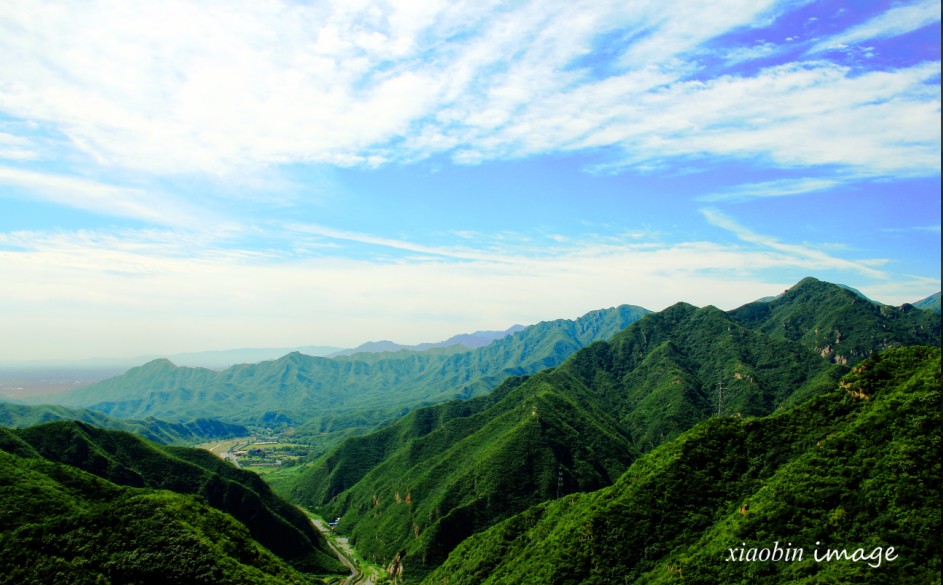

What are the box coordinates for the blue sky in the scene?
[0,0,940,362]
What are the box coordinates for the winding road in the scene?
[310,517,376,585]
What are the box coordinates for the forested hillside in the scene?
[3,278,937,584]
[0,402,247,445]
[424,345,941,584]
[51,305,648,445]
[913,291,942,314]
[0,422,344,582]
[290,278,940,582]
[729,277,940,365]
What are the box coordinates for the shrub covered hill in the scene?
[913,291,941,314]
[425,345,941,585]
[0,402,248,445]
[0,421,345,584]
[52,304,648,446]
[288,277,940,583]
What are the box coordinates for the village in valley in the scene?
[200,430,310,472]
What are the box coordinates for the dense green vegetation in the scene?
[423,346,941,584]
[0,422,344,582]
[913,291,941,314]
[50,305,648,449]
[3,278,937,583]
[289,278,940,582]
[729,277,940,365]
[0,401,248,445]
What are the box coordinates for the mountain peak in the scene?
[136,358,177,371]
[786,277,874,303]
[729,277,940,364]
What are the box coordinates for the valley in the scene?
[1,278,940,584]
[4,3,939,583]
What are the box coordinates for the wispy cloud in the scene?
[0,131,38,161]
[0,1,937,361]
[882,224,942,234]
[0,166,217,228]
[723,41,784,65]
[809,0,942,54]
[2,212,922,359]
[281,222,506,262]
[1,1,937,178]
[701,207,890,279]
[697,177,842,202]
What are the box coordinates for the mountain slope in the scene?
[294,367,636,578]
[291,278,941,582]
[52,305,649,438]
[913,290,941,314]
[0,401,248,445]
[423,345,941,585]
[0,444,323,584]
[729,277,940,365]
[286,310,804,578]
[2,421,343,577]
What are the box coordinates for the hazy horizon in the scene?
[1,1,940,362]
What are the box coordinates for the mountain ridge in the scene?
[50,305,650,442]
[290,277,941,582]
[421,345,941,584]
[0,401,248,445]
[328,325,526,357]
[0,420,345,582]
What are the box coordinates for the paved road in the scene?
[310,517,374,585]
[201,437,254,468]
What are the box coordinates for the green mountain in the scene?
[0,421,344,582]
[729,277,940,365]
[51,305,649,442]
[423,345,941,585]
[329,325,525,356]
[0,401,248,445]
[913,291,941,314]
[289,278,940,582]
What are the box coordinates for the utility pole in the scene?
[556,466,564,499]
[716,379,725,416]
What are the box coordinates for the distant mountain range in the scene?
[0,327,525,374]
[0,345,342,373]
[328,325,526,357]
[1,277,939,584]
[0,402,247,445]
[287,277,941,582]
[48,305,650,450]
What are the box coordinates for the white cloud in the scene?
[700,207,890,279]
[0,166,218,228]
[1,218,925,360]
[809,0,942,54]
[697,177,842,202]
[2,0,936,179]
[281,222,507,262]
[723,41,782,65]
[0,131,39,160]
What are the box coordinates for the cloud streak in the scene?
[0,1,937,362]
[697,178,842,202]
[0,166,221,229]
[0,1,938,178]
[809,0,942,54]
[701,207,889,279]
[2,214,925,360]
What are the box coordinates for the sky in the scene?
[0,0,940,363]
